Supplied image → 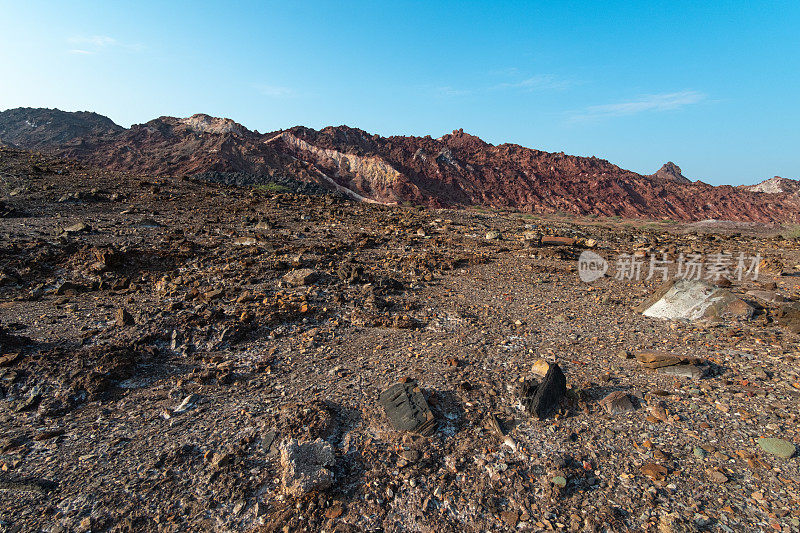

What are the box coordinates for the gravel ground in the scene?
[1,146,799,532]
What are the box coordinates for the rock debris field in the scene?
[0,146,799,532]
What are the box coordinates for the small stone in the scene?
[115,307,134,327]
[232,500,246,515]
[757,437,796,459]
[640,463,668,481]
[657,364,703,379]
[63,222,90,234]
[599,391,635,415]
[552,476,567,487]
[485,230,500,240]
[325,502,345,519]
[282,268,318,287]
[706,469,728,483]
[693,447,707,459]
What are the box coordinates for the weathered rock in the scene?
[62,221,90,234]
[54,281,88,296]
[378,380,436,435]
[757,437,796,459]
[745,290,786,304]
[282,268,318,287]
[639,280,754,321]
[774,303,800,334]
[541,236,575,246]
[599,391,634,415]
[115,308,134,327]
[706,468,728,483]
[280,438,335,496]
[520,363,566,418]
[635,350,683,369]
[640,462,668,481]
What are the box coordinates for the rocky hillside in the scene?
[741,176,800,194]
[1,107,798,222]
[0,107,123,150]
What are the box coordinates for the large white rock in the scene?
[640,280,754,321]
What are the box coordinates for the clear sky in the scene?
[1,1,798,185]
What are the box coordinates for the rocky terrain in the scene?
[741,177,800,195]
[0,108,123,151]
[1,108,799,223]
[1,144,799,532]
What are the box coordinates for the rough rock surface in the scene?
[280,438,335,496]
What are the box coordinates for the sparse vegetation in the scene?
[783,224,800,240]
[253,182,290,194]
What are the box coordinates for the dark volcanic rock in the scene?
[520,363,567,418]
[379,380,436,435]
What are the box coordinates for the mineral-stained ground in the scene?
[1,146,799,532]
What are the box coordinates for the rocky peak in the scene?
[650,162,691,183]
[177,114,245,136]
[439,128,491,151]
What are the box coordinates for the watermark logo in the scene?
[578,251,761,283]
[578,250,609,282]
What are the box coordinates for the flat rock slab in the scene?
[379,380,436,436]
[758,437,796,459]
[639,280,754,321]
[540,236,576,246]
[521,363,566,418]
[657,364,703,379]
[635,350,683,369]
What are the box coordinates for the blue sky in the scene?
[1,1,798,185]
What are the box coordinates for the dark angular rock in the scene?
[520,363,566,418]
[379,380,436,436]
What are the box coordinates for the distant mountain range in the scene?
[1,107,798,222]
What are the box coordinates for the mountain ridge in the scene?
[1,107,797,222]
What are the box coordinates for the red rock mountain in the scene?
[1,108,798,222]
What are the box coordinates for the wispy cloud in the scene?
[492,74,573,92]
[435,86,473,97]
[69,35,117,47]
[570,90,706,122]
[255,84,297,98]
[67,35,144,54]
[434,73,573,98]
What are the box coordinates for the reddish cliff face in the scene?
[2,108,798,222]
